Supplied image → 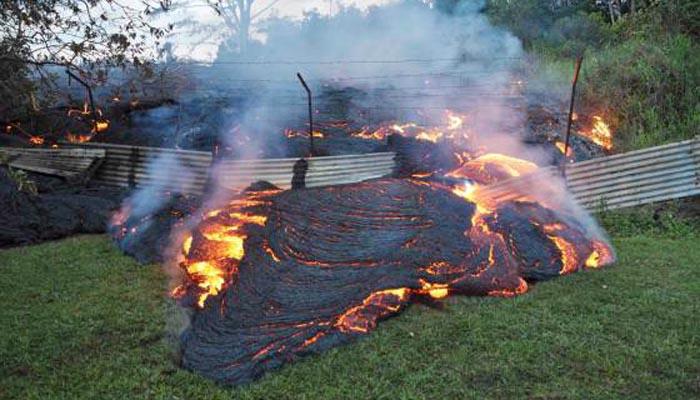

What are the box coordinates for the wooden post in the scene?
[296,73,315,157]
[562,55,584,177]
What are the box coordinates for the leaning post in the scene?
[562,54,584,178]
[296,73,315,157]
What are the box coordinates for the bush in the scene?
[486,0,700,152]
[579,34,700,150]
[541,12,612,57]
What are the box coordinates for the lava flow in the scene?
[171,192,274,308]
[351,110,468,145]
[166,145,614,385]
[106,108,617,386]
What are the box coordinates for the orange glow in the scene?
[29,136,44,145]
[549,236,579,275]
[183,261,227,308]
[419,279,449,299]
[182,235,193,255]
[585,241,614,268]
[415,130,443,143]
[447,153,538,185]
[201,225,246,260]
[488,278,528,297]
[284,128,325,139]
[579,115,613,150]
[66,133,93,143]
[540,223,580,275]
[94,120,110,133]
[174,192,272,308]
[335,288,410,333]
[265,244,281,262]
[64,100,109,142]
[303,332,325,347]
[555,141,573,157]
[390,123,418,134]
[228,212,267,226]
[352,127,388,140]
[471,154,537,178]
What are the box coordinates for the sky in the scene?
[158,0,395,61]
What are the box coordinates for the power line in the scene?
[176,56,524,65]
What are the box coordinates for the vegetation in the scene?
[597,202,700,238]
[0,0,171,123]
[1,231,698,399]
[6,168,38,196]
[486,0,700,152]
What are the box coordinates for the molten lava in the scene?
[554,141,573,158]
[172,192,274,308]
[350,110,469,145]
[447,153,538,185]
[284,128,325,139]
[169,176,614,385]
[29,136,45,145]
[109,108,617,386]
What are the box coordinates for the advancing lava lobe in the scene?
[177,179,614,385]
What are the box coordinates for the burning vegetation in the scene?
[4,100,110,147]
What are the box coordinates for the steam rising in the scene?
[111,0,613,323]
[188,1,526,159]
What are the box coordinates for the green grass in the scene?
[1,234,699,399]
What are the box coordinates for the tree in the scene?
[208,0,282,54]
[0,0,171,121]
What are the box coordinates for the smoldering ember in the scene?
[2,0,699,396]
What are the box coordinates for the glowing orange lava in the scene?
[335,288,409,333]
[447,153,538,184]
[172,193,274,308]
[555,141,573,157]
[585,240,615,269]
[29,136,45,145]
[284,128,325,139]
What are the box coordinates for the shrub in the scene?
[6,168,38,196]
[579,34,700,150]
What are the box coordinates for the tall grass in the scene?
[486,1,700,152]
[580,34,700,151]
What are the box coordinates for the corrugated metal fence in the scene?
[3,137,698,210]
[74,142,395,193]
[479,137,700,210]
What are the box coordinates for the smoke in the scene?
[109,153,197,255]
[187,1,526,160]
[110,0,614,334]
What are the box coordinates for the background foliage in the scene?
[486,0,700,152]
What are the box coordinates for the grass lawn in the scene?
[1,234,698,399]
